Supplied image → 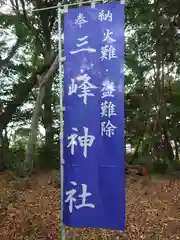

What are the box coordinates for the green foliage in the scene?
[6,143,26,177]
[1,0,180,175]
[152,159,169,174]
[35,143,60,170]
[131,156,145,165]
[5,141,59,176]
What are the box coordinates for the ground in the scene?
[0,171,180,240]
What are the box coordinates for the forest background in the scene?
[1,0,180,176]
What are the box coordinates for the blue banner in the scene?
[63,2,125,230]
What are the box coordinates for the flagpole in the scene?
[58,3,66,240]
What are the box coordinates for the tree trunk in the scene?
[43,82,53,159]
[163,124,174,161]
[24,78,45,172]
[174,137,179,161]
[0,132,3,171]
[0,53,57,133]
[0,130,9,171]
[24,56,58,174]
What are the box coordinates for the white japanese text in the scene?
[70,36,96,55]
[101,45,117,61]
[65,181,95,213]
[68,73,98,105]
[101,120,117,137]
[74,13,88,28]
[67,127,95,158]
[101,100,117,118]
[101,80,116,98]
[98,10,112,22]
[103,29,116,43]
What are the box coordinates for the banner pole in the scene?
[58,3,66,240]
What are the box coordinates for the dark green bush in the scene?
[152,159,168,174]
[6,142,26,177]
[35,143,60,170]
[5,141,59,176]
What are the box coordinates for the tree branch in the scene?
[0,52,57,131]
[0,38,20,68]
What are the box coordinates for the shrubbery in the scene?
[2,141,60,177]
